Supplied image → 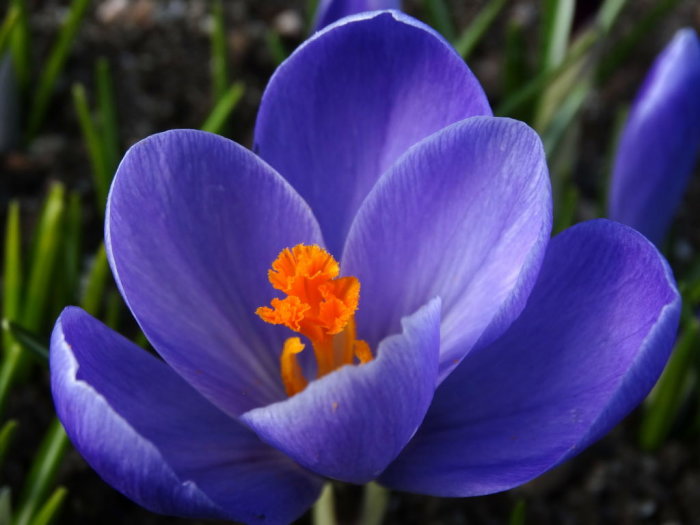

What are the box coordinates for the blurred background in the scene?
[1,1,700,523]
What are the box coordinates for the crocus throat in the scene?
[256,244,372,396]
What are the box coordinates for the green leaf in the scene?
[104,290,122,330]
[95,57,120,176]
[359,482,389,525]
[0,6,20,56]
[597,0,682,83]
[61,192,82,304]
[72,83,110,210]
[0,419,18,468]
[201,82,245,134]
[265,29,287,66]
[26,0,92,140]
[423,0,455,42]
[639,317,699,451]
[22,184,65,331]
[508,499,527,525]
[540,82,589,155]
[12,420,69,525]
[1,320,48,363]
[312,484,337,525]
[539,0,575,71]
[27,487,67,525]
[306,0,320,32]
[454,0,507,59]
[8,0,29,89]
[0,487,11,525]
[495,29,597,117]
[80,244,109,317]
[2,200,22,356]
[210,0,229,104]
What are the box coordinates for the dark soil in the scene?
[2,1,700,524]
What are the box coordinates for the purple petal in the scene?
[343,117,551,380]
[609,29,700,245]
[51,307,323,523]
[241,299,441,483]
[255,11,491,255]
[106,130,324,416]
[380,220,680,496]
[313,1,401,31]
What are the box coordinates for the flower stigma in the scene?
[256,244,372,396]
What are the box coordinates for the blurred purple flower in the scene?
[313,0,400,31]
[50,12,680,524]
[609,28,700,246]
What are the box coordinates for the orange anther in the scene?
[256,244,373,396]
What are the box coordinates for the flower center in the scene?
[256,244,372,396]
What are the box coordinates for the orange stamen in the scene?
[256,244,373,396]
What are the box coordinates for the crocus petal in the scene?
[106,130,324,416]
[380,220,680,496]
[255,11,491,255]
[609,28,700,246]
[51,307,323,523]
[241,299,441,483]
[343,117,551,379]
[313,0,401,31]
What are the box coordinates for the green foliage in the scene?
[26,0,92,139]
[454,0,507,59]
[201,82,245,134]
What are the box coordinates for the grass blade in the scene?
[539,0,575,71]
[3,201,22,356]
[210,0,229,103]
[359,482,388,525]
[26,0,92,140]
[201,82,244,134]
[22,184,65,331]
[61,192,82,305]
[80,244,109,317]
[508,499,527,525]
[27,487,67,525]
[454,0,507,59]
[496,29,597,117]
[312,484,337,525]
[0,419,18,468]
[72,83,110,210]
[8,0,29,89]
[265,29,287,66]
[1,321,48,363]
[639,317,699,451]
[0,487,11,525]
[95,58,120,176]
[423,0,455,42]
[306,0,320,32]
[104,290,122,330]
[597,0,682,83]
[12,420,69,525]
[0,7,20,56]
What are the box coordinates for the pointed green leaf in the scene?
[72,83,110,210]
[454,0,507,59]
[1,320,48,363]
[201,82,244,134]
[27,487,67,525]
[13,420,69,525]
[3,200,21,356]
[26,0,92,139]
[80,244,108,317]
[95,58,120,177]
[0,419,18,468]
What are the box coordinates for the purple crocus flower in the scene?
[609,28,700,246]
[51,12,680,524]
[313,0,400,31]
